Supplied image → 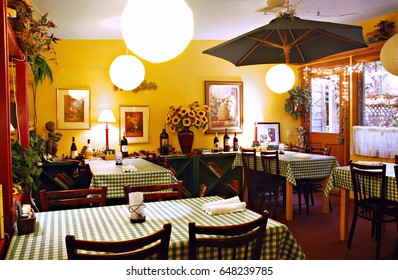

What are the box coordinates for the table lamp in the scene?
[98,109,116,150]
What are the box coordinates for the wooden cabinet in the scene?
[160,152,241,198]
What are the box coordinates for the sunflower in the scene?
[165,101,209,133]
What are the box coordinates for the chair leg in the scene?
[297,187,302,215]
[375,222,382,260]
[309,187,314,206]
[347,213,358,249]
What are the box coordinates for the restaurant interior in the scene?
[1,0,398,262]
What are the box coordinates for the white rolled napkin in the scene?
[293,153,312,159]
[356,161,383,166]
[202,196,241,212]
[206,202,246,216]
[122,164,138,172]
[129,192,145,220]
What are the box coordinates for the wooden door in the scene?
[302,63,350,166]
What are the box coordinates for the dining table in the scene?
[6,196,305,260]
[234,150,339,220]
[86,158,178,199]
[324,162,398,241]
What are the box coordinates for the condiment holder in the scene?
[128,192,146,223]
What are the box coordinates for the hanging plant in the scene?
[284,86,311,120]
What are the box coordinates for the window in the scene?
[359,61,398,127]
[310,74,341,133]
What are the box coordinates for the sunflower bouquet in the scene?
[165,101,209,133]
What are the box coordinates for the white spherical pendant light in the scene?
[121,0,194,63]
[380,34,398,76]
[265,64,295,94]
[109,55,145,91]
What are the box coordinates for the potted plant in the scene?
[284,86,311,120]
[8,0,59,127]
[11,129,45,196]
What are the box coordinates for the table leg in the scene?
[322,177,330,214]
[286,181,293,220]
[340,188,349,241]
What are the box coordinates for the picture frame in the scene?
[120,105,150,144]
[256,122,281,143]
[205,81,243,134]
[56,89,90,130]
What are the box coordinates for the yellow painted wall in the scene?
[32,40,300,157]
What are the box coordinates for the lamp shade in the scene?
[380,34,398,76]
[109,55,145,91]
[267,0,285,7]
[68,90,87,100]
[265,64,295,94]
[121,0,194,63]
[98,109,116,123]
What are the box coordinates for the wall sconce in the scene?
[265,64,295,94]
[121,0,194,63]
[109,55,145,91]
[98,109,116,150]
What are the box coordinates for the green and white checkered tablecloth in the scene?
[325,164,398,201]
[87,158,178,199]
[6,196,305,260]
[234,151,339,186]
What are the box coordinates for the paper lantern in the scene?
[121,0,194,63]
[380,34,398,76]
[109,55,145,91]
[265,64,295,94]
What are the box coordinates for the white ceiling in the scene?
[29,0,398,40]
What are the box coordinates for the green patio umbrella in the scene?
[203,13,368,65]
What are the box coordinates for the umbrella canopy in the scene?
[203,14,368,65]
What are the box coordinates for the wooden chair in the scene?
[305,146,333,211]
[40,187,107,212]
[310,146,331,155]
[124,181,183,203]
[288,143,306,153]
[188,210,269,260]
[65,223,172,260]
[240,148,263,211]
[259,150,284,218]
[348,161,398,259]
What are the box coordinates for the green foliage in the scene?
[8,0,59,86]
[284,86,311,120]
[11,139,42,191]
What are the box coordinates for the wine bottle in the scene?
[85,139,93,159]
[233,132,239,151]
[70,137,78,158]
[121,132,129,158]
[213,132,219,150]
[160,125,169,155]
[223,128,230,152]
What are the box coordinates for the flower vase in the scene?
[178,127,194,154]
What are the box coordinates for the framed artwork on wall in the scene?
[256,122,281,143]
[205,81,243,134]
[119,105,150,144]
[56,89,90,129]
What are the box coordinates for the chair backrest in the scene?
[288,143,306,153]
[124,181,183,203]
[260,150,281,191]
[240,148,257,191]
[65,223,172,260]
[310,146,331,156]
[188,210,269,260]
[40,187,107,212]
[349,161,387,221]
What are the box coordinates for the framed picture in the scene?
[256,122,281,143]
[120,105,149,144]
[205,81,243,134]
[56,89,90,129]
